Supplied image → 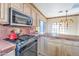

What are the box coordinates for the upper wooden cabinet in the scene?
[23,4,31,16]
[31,10,37,26]
[0,3,46,26]
[0,3,10,24]
[10,3,24,12]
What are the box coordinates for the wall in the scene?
[47,15,79,35]
[0,25,36,39]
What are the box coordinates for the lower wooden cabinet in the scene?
[37,36,48,56]
[38,36,79,56]
[47,39,62,56]
[71,46,79,56]
[62,44,79,56]
[37,37,62,56]
[61,45,73,56]
[47,42,57,56]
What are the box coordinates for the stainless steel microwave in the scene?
[9,8,32,26]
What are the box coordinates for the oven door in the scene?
[20,40,37,56]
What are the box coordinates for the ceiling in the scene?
[34,3,79,18]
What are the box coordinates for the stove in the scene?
[4,35,37,56]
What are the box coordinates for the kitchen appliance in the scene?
[9,8,32,26]
[8,32,17,40]
[4,35,37,56]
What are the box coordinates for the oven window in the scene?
[20,40,37,56]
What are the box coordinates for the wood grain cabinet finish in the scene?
[0,3,9,24]
[61,40,73,56]
[37,37,46,56]
[71,41,79,56]
[0,3,47,26]
[47,39,62,56]
[47,42,58,56]
[23,4,31,16]
[37,37,48,56]
[11,3,24,12]
[31,10,37,26]
[61,45,73,56]
[38,36,79,56]
[71,46,79,56]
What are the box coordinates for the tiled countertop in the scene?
[0,40,16,56]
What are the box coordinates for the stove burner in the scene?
[4,35,37,56]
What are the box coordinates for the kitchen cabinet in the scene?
[38,35,79,56]
[31,10,37,26]
[47,39,62,56]
[35,13,40,27]
[47,42,57,56]
[38,36,62,56]
[61,40,73,56]
[71,41,79,56]
[37,36,48,56]
[71,46,79,56]
[47,39,79,56]
[62,45,73,56]
[3,50,15,56]
[0,3,9,24]
[0,3,46,26]
[37,36,45,55]
[23,4,31,16]
[11,3,24,12]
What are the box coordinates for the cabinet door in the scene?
[31,10,37,26]
[47,38,62,56]
[47,42,62,56]
[62,40,73,56]
[11,3,24,12]
[36,14,40,27]
[0,3,9,24]
[72,46,79,56]
[0,3,5,19]
[62,45,73,56]
[71,41,79,56]
[37,37,48,56]
[23,4,31,16]
[47,42,57,56]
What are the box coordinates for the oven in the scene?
[15,36,37,56]
[20,40,37,56]
[4,35,37,56]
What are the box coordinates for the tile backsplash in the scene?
[0,25,36,39]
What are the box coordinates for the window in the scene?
[48,22,65,34]
[39,21,46,34]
